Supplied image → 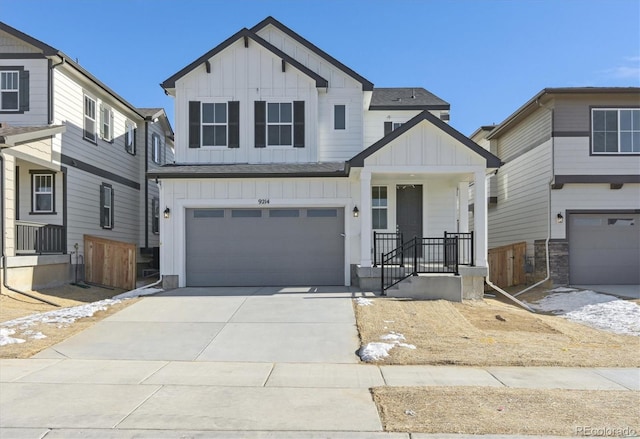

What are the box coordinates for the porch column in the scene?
[359,170,372,267]
[474,170,488,267]
[458,181,469,233]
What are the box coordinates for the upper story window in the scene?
[384,121,404,136]
[0,71,19,111]
[202,102,227,146]
[592,108,640,154]
[100,105,114,142]
[372,186,388,230]
[334,104,346,130]
[31,171,55,214]
[152,133,162,164]
[0,67,28,113]
[125,121,136,155]
[254,100,304,148]
[188,100,239,149]
[84,95,97,143]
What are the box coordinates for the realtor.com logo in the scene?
[575,426,638,437]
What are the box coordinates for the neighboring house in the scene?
[0,22,174,291]
[472,87,640,286]
[150,17,501,298]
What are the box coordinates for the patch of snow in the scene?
[0,328,25,346]
[528,290,640,336]
[113,287,163,300]
[397,343,417,349]
[380,332,406,341]
[355,297,373,306]
[29,332,47,340]
[359,342,395,361]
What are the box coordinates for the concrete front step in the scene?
[386,274,463,301]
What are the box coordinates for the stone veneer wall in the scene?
[534,239,569,286]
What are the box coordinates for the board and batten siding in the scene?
[174,39,318,164]
[0,57,49,125]
[317,90,365,162]
[488,140,552,256]
[363,110,422,148]
[551,184,640,240]
[553,94,640,133]
[496,106,552,162]
[160,177,355,284]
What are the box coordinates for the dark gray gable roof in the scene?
[370,88,450,110]
[147,162,348,179]
[251,16,374,91]
[161,28,328,90]
[349,111,502,168]
[0,21,57,55]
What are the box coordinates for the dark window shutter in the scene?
[254,101,266,148]
[19,70,29,112]
[228,101,240,148]
[293,101,305,148]
[188,101,201,148]
[133,127,137,154]
[384,121,392,136]
[110,188,115,228]
[99,185,105,228]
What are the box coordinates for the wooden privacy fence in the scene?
[488,242,526,287]
[84,235,136,290]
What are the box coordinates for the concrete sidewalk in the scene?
[1,286,638,438]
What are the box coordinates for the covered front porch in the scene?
[346,111,499,299]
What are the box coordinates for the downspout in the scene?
[0,153,60,307]
[48,55,65,125]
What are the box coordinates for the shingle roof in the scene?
[147,162,348,179]
[0,124,65,146]
[370,88,449,110]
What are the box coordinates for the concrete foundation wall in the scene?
[1,259,72,292]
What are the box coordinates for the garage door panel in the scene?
[569,213,640,284]
[186,208,344,286]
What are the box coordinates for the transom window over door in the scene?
[202,102,227,146]
[592,108,640,154]
[268,102,292,145]
[372,186,388,229]
[0,71,18,111]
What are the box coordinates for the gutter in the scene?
[0,153,60,307]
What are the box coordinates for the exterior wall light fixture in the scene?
[557,212,564,224]
[353,206,359,217]
[164,207,171,219]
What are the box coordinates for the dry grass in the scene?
[373,386,640,436]
[354,296,640,367]
[0,284,139,359]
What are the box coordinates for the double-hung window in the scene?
[125,121,136,155]
[267,102,293,146]
[372,186,388,229]
[84,95,97,142]
[101,105,114,142]
[0,71,19,111]
[100,183,114,229]
[202,102,227,146]
[31,172,55,213]
[592,108,640,154]
[152,134,161,164]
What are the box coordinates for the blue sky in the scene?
[1,0,639,135]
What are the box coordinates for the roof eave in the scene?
[0,125,66,147]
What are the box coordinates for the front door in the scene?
[396,185,423,240]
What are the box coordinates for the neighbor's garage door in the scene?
[569,213,640,284]
[186,208,344,286]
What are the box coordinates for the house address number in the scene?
[258,198,270,205]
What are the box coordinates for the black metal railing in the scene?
[373,231,403,266]
[16,221,65,254]
[445,231,474,266]
[380,232,474,294]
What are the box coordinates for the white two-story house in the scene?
[0,21,173,291]
[151,17,501,298]
[473,87,640,286]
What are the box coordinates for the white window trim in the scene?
[591,108,640,155]
[372,185,388,230]
[333,103,347,131]
[32,173,54,213]
[267,101,293,147]
[0,70,19,111]
[152,134,161,164]
[101,184,113,229]
[83,94,97,143]
[201,101,228,148]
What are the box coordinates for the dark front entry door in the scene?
[396,185,422,240]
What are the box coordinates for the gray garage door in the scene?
[186,208,344,286]
[569,213,640,284]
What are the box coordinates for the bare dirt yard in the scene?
[0,284,138,359]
